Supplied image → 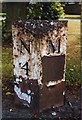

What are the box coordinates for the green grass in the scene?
[2,47,13,82]
[68,20,80,34]
[65,14,80,19]
[2,20,81,86]
[0,13,6,16]
[66,20,80,85]
[0,20,2,26]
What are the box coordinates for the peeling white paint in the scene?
[14,81,19,84]
[50,21,54,25]
[23,103,30,107]
[14,85,31,105]
[19,54,27,65]
[19,69,27,77]
[41,23,43,27]
[38,78,43,85]
[41,48,47,56]
[10,109,13,112]
[16,78,20,82]
[14,68,19,77]
[61,79,65,82]
[46,79,64,87]
[63,91,65,95]
[27,90,31,94]
[47,81,57,87]
[33,24,36,29]
[19,78,22,82]
[52,112,57,116]
[23,75,28,80]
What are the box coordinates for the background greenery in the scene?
[66,20,80,86]
[2,2,65,45]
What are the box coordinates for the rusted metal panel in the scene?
[12,20,68,114]
[40,81,65,112]
[42,55,65,83]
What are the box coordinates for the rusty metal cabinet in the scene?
[12,20,68,115]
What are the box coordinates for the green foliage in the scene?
[50,3,65,18]
[2,2,65,44]
[2,17,12,45]
[27,2,65,20]
[65,20,80,86]
[2,47,13,82]
[66,63,80,86]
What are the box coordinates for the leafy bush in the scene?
[27,2,65,20]
[2,2,65,45]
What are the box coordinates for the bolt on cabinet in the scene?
[12,20,68,115]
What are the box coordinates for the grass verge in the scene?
[66,20,80,85]
[65,14,80,19]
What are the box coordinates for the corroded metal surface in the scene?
[12,20,67,114]
[42,55,65,83]
[40,81,65,112]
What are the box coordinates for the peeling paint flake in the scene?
[46,81,56,87]
[52,112,57,116]
[14,85,31,105]
[46,79,64,87]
